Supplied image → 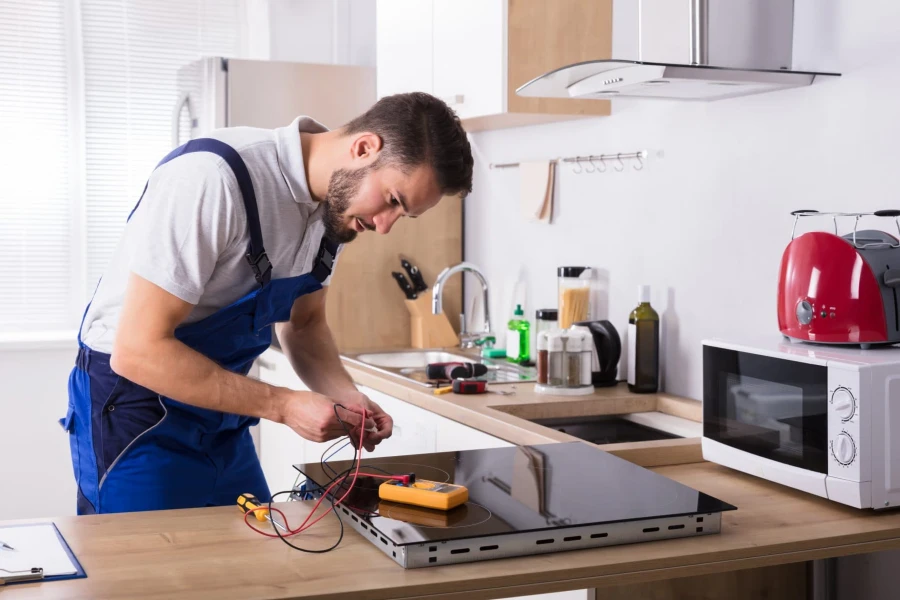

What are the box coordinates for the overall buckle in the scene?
[246,251,272,287]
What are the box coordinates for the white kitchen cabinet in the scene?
[375,0,612,130]
[375,0,433,97]
[431,0,504,120]
[435,413,512,452]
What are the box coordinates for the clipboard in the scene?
[0,522,87,586]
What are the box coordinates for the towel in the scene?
[519,160,555,224]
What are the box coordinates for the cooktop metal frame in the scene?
[327,500,719,569]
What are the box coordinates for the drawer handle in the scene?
[440,94,465,106]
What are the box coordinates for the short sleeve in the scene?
[321,243,344,287]
[127,155,243,304]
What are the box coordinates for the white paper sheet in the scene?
[0,524,78,578]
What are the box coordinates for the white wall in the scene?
[465,0,900,402]
[0,342,78,519]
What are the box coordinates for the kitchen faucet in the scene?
[432,262,494,349]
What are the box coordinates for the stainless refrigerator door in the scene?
[225,59,375,129]
[173,57,228,144]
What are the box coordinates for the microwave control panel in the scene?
[827,368,865,482]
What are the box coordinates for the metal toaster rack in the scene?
[790,209,900,249]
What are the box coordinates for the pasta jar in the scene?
[558,267,592,329]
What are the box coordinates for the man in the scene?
[62,92,474,514]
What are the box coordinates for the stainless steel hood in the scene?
[516,0,840,102]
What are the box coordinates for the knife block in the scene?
[405,294,459,349]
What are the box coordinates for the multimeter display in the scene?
[378,479,468,511]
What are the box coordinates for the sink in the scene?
[343,349,536,387]
[353,350,475,369]
[526,415,680,444]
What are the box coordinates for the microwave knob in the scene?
[832,432,857,466]
[831,387,857,421]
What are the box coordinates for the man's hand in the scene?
[281,390,376,444]
[337,391,394,452]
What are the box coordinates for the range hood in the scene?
[517,0,840,102]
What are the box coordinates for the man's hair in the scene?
[343,92,474,199]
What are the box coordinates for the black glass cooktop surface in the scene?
[295,442,736,546]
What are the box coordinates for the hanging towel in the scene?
[519,160,555,224]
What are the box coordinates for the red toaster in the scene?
[777,210,900,348]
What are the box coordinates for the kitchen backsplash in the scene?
[463,6,900,401]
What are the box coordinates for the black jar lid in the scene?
[535,309,558,321]
[558,266,589,278]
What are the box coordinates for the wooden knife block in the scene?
[405,294,459,349]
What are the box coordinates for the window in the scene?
[0,1,74,332]
[0,0,244,334]
[81,0,244,289]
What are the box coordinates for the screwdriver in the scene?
[237,492,288,533]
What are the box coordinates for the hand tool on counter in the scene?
[425,361,488,381]
[237,492,288,532]
[433,379,516,396]
[391,271,417,299]
[399,254,428,293]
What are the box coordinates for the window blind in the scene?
[0,0,73,332]
[81,0,244,292]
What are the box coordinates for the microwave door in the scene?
[704,346,829,474]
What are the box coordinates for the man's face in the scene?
[323,160,442,244]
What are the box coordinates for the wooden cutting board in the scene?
[324,194,463,352]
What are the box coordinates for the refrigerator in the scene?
[173,57,376,145]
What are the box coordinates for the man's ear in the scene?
[350,132,383,162]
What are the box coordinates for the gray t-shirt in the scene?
[81,116,339,353]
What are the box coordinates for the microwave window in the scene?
[704,347,828,474]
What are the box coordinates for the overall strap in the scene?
[311,236,341,283]
[127,138,272,287]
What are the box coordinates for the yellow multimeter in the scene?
[378,479,468,511]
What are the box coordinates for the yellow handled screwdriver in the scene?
[237,493,288,533]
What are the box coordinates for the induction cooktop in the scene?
[294,442,736,569]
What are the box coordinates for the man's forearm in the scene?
[276,319,358,400]
[111,337,290,423]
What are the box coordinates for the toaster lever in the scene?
[884,269,900,287]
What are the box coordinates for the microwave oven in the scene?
[702,338,900,509]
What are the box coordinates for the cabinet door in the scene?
[432,0,504,119]
[434,413,512,453]
[376,0,434,97]
[358,386,437,457]
[256,351,311,497]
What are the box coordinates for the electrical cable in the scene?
[245,403,377,552]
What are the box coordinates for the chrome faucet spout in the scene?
[432,262,493,348]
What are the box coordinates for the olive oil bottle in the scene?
[627,285,659,394]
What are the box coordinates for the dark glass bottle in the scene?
[627,285,659,394]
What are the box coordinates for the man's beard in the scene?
[323,164,372,244]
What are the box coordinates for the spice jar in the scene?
[535,309,558,339]
[535,328,594,396]
[564,331,582,387]
[558,267,592,329]
[536,330,550,385]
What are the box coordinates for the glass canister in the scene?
[558,267,592,329]
[534,308,558,354]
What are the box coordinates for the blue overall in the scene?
[61,139,340,514]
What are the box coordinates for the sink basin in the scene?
[353,351,474,369]
[343,349,536,387]
[526,415,680,444]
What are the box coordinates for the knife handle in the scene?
[400,257,428,292]
[391,271,417,299]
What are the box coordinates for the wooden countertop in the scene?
[340,353,704,467]
[9,461,900,600]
